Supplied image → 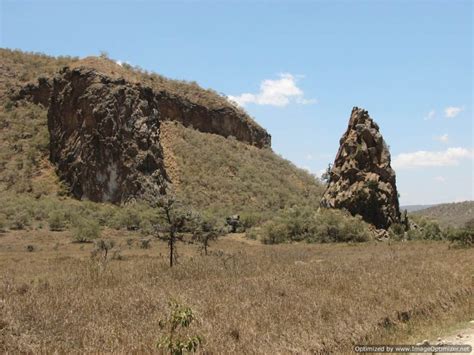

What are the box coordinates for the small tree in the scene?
[320,163,332,184]
[149,194,189,267]
[91,239,115,260]
[193,219,219,255]
[157,300,203,355]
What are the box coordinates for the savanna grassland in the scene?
[1,49,473,354]
[0,230,472,353]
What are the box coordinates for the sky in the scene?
[1,0,472,205]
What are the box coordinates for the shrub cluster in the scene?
[446,218,474,248]
[248,207,373,244]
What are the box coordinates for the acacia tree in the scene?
[148,193,190,267]
[193,219,219,255]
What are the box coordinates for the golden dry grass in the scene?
[0,230,472,353]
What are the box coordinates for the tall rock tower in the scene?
[320,107,400,229]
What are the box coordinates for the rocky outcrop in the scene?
[320,107,400,229]
[17,67,271,203]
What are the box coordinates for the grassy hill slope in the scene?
[412,201,474,228]
[160,121,323,218]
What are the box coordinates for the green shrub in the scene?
[238,211,264,231]
[388,223,405,240]
[253,207,372,244]
[405,216,445,241]
[261,221,289,244]
[310,209,372,243]
[446,221,474,248]
[446,228,473,248]
[48,210,67,231]
[71,216,101,243]
[157,301,203,354]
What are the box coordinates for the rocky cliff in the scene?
[320,107,400,229]
[17,66,271,203]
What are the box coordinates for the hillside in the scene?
[411,201,474,228]
[160,121,323,217]
[0,48,323,219]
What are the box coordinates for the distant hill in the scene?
[411,201,474,228]
[401,204,435,213]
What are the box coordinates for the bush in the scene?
[0,214,6,232]
[253,207,372,244]
[238,211,264,232]
[446,228,473,248]
[388,223,405,240]
[140,238,151,249]
[405,217,444,241]
[91,239,116,259]
[446,221,474,248]
[71,216,101,243]
[310,209,372,243]
[9,211,31,230]
[48,210,67,231]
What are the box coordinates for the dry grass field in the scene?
[0,230,472,353]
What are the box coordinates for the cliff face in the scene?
[18,67,271,203]
[320,107,400,229]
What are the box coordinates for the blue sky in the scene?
[1,0,472,205]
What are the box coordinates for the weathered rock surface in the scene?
[320,107,400,229]
[17,67,271,202]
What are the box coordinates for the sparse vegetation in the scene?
[91,239,116,260]
[0,48,472,353]
[160,121,324,220]
[0,233,471,353]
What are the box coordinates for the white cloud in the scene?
[424,110,436,120]
[228,73,316,107]
[306,154,313,160]
[434,134,449,143]
[444,106,464,118]
[393,147,473,169]
[315,168,327,179]
[115,60,131,67]
[434,176,446,183]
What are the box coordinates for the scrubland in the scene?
[0,230,472,353]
